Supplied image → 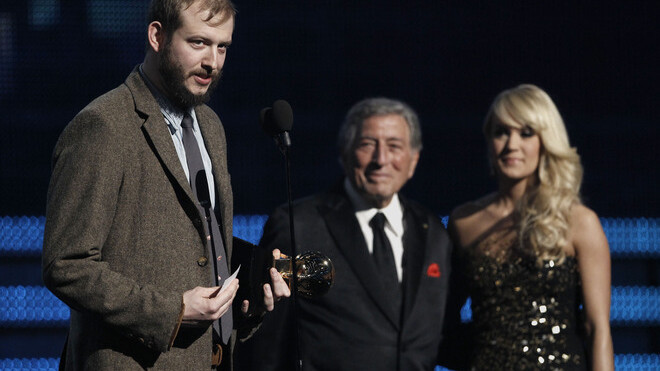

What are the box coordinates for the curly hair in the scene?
[483,84,583,263]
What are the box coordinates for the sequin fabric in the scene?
[458,225,587,370]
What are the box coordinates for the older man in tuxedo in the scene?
[238,98,452,371]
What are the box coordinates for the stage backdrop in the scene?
[0,0,657,218]
[0,0,657,369]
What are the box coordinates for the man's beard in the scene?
[158,41,221,108]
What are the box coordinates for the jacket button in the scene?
[194,218,202,227]
[197,257,208,266]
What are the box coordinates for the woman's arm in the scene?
[571,205,614,371]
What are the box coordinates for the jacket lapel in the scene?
[125,69,196,208]
[400,199,427,323]
[319,190,401,329]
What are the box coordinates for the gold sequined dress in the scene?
[456,227,587,370]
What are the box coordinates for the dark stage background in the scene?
[0,0,657,218]
[0,0,659,367]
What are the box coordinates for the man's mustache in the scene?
[191,69,221,80]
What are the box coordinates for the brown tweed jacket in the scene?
[42,67,247,370]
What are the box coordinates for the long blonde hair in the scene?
[484,84,583,263]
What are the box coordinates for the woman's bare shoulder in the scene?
[569,203,609,255]
[570,204,602,234]
[451,193,498,222]
[449,193,499,247]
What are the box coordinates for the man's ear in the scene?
[147,21,166,53]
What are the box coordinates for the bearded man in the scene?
[42,1,289,370]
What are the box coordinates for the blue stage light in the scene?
[2,216,659,256]
[0,286,69,327]
[614,353,660,370]
[0,216,45,257]
[0,358,59,371]
[233,214,269,244]
[460,297,472,323]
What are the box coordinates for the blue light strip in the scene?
[602,218,660,258]
[0,286,68,327]
[232,214,269,245]
[0,216,45,257]
[2,355,658,371]
[614,353,660,370]
[1,216,659,257]
[611,286,660,325]
[0,358,59,371]
[1,285,657,328]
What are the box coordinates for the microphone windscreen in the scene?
[259,107,271,126]
[260,107,278,137]
[271,100,293,132]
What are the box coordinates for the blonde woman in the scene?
[443,85,613,370]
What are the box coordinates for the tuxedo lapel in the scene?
[401,201,427,323]
[319,192,401,329]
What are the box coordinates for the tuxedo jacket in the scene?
[42,67,254,370]
[238,185,452,371]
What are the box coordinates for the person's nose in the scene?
[372,143,389,165]
[505,132,521,151]
[201,47,219,72]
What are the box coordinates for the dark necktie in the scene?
[181,113,232,344]
[370,213,401,317]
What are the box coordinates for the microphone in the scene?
[260,99,293,149]
[260,98,302,371]
[259,100,334,371]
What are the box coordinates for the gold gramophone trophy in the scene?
[273,251,335,298]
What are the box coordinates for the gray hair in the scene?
[338,97,422,167]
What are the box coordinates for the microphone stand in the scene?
[276,132,303,371]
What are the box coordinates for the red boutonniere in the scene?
[426,263,441,278]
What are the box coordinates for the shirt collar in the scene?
[343,178,405,237]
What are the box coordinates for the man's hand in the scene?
[241,248,292,314]
[182,279,239,321]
